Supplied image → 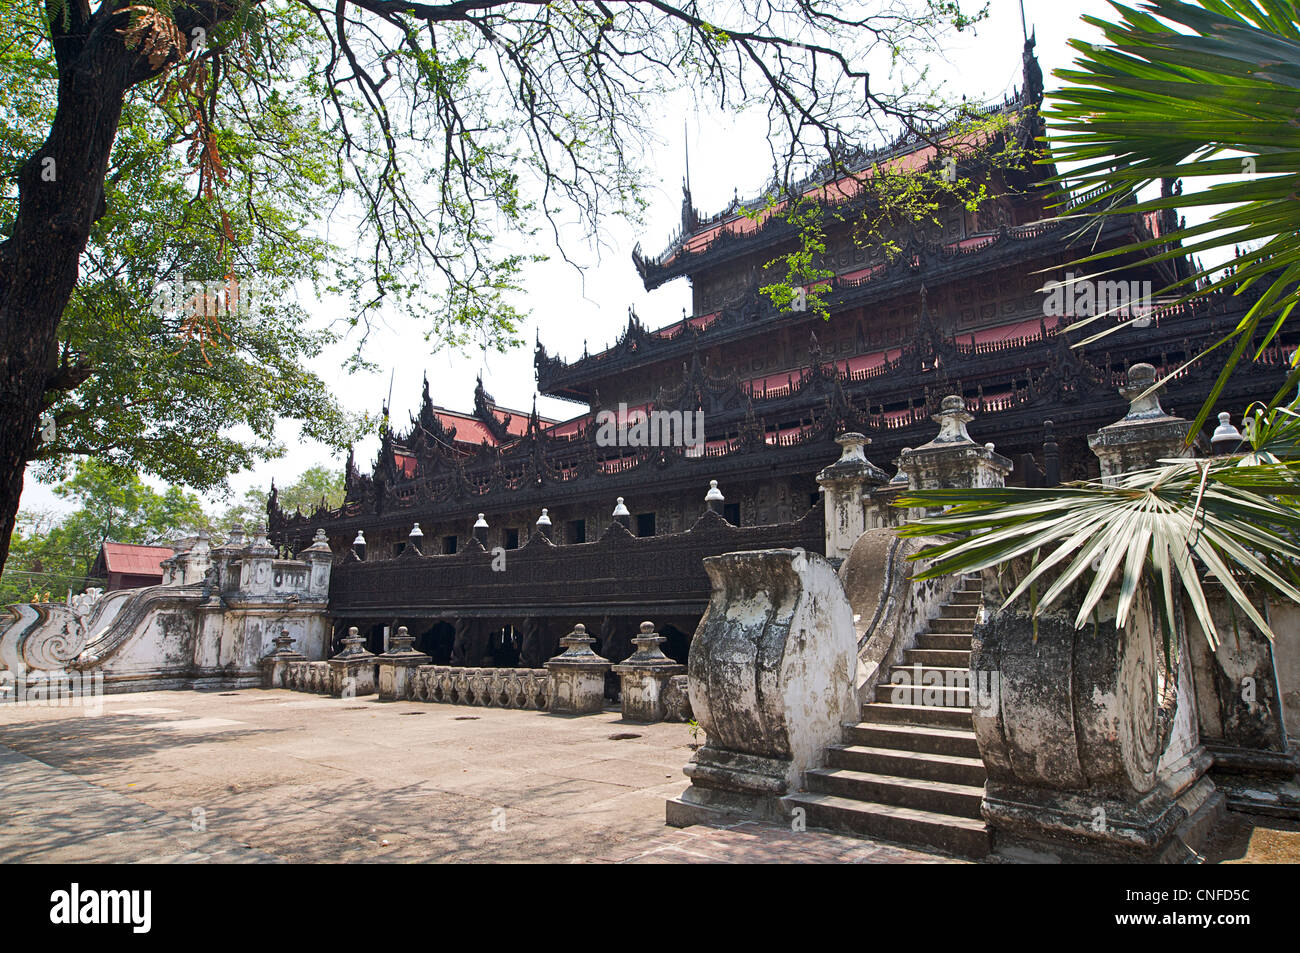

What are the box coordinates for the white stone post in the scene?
[612,622,686,722]
[544,624,611,714]
[816,433,889,563]
[1088,363,1193,483]
[377,625,431,701]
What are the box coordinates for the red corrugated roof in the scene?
[100,542,172,576]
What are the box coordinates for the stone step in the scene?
[827,744,987,786]
[916,633,974,651]
[805,767,985,819]
[874,683,971,707]
[785,792,990,858]
[930,617,976,634]
[939,603,981,619]
[903,648,972,667]
[859,702,974,729]
[842,721,981,758]
[949,590,983,605]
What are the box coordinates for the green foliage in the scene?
[0,460,212,602]
[1043,0,1300,431]
[216,465,343,533]
[893,0,1300,648]
[898,396,1300,646]
[0,0,366,491]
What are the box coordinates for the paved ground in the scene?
[0,688,956,863]
[1,688,1295,863]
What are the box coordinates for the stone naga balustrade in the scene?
[285,660,333,694]
[410,666,551,710]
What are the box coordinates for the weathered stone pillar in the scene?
[302,529,334,598]
[260,628,306,689]
[816,432,889,564]
[613,622,687,722]
[377,625,431,701]
[666,548,857,825]
[1186,586,1300,818]
[974,576,1222,862]
[544,624,611,714]
[329,626,377,698]
[898,395,1013,504]
[240,525,276,597]
[1088,363,1193,483]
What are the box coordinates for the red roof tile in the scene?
[100,542,173,576]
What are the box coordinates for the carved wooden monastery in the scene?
[269,41,1295,671]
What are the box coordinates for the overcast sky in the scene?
[21,0,1122,519]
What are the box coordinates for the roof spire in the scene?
[683,119,691,195]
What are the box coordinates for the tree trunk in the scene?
[0,13,177,575]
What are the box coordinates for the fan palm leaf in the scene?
[1043,0,1300,433]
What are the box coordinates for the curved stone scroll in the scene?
[669,548,856,823]
[973,580,1218,861]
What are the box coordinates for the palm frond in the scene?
[1043,0,1300,430]
[898,454,1300,644]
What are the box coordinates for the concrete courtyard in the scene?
[0,688,955,863]
[0,688,1295,863]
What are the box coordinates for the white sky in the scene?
[21,0,1121,519]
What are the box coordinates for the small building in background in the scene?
[91,542,174,591]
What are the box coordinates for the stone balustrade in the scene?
[268,619,702,721]
[285,660,333,694]
[411,666,551,710]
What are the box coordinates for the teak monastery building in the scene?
[268,41,1296,670]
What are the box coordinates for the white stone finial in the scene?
[891,448,912,484]
[353,530,366,546]
[474,513,488,528]
[409,522,423,538]
[1118,363,1169,421]
[834,432,870,463]
[613,497,630,517]
[536,508,551,527]
[1211,411,1243,452]
[705,480,724,502]
[930,395,975,445]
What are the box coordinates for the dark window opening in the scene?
[723,502,741,526]
[442,535,457,555]
[505,528,520,549]
[566,519,586,544]
[636,512,656,537]
[393,542,406,557]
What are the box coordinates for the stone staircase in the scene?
[785,576,991,859]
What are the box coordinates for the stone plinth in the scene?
[1186,588,1300,818]
[612,622,686,723]
[666,548,856,826]
[377,625,431,701]
[544,624,612,714]
[1088,363,1193,483]
[260,628,306,689]
[329,626,378,698]
[898,396,1012,510]
[973,582,1222,862]
[816,432,890,563]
